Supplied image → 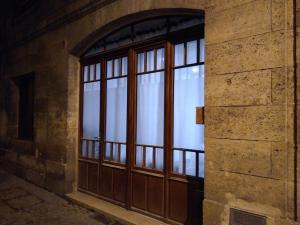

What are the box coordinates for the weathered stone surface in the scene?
[7,195,42,210]
[272,0,285,31]
[202,199,224,225]
[206,70,272,106]
[206,0,271,44]
[206,31,285,75]
[271,67,286,105]
[205,106,285,141]
[0,0,297,224]
[0,170,122,225]
[204,0,254,13]
[206,138,286,179]
[205,169,285,212]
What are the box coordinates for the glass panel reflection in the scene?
[174,43,184,66]
[147,50,154,71]
[136,146,143,167]
[173,65,204,150]
[156,48,164,70]
[186,41,197,64]
[136,72,164,146]
[83,82,100,139]
[173,150,183,174]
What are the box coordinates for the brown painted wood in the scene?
[132,172,147,210]
[147,176,164,216]
[79,22,205,224]
[100,166,113,198]
[113,169,127,203]
[168,179,188,223]
[164,40,173,219]
[78,161,88,189]
[87,162,99,193]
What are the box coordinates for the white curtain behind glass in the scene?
[106,75,127,163]
[173,65,204,150]
[173,65,205,177]
[106,78,127,142]
[136,72,164,146]
[83,82,100,138]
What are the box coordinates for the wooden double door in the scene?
[78,30,205,225]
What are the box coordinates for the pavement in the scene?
[0,169,124,225]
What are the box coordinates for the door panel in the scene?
[87,162,99,193]
[169,179,188,223]
[113,169,127,203]
[147,176,164,216]
[100,166,113,198]
[78,161,87,190]
[132,172,147,210]
[79,33,205,225]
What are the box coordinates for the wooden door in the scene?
[78,23,205,225]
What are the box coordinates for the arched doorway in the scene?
[78,12,205,225]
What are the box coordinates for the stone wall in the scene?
[0,0,297,224]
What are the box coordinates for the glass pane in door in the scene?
[173,62,205,177]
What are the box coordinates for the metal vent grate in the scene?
[230,208,266,225]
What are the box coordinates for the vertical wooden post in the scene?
[126,48,135,209]
[164,40,173,219]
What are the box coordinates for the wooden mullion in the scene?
[196,152,199,177]
[126,48,135,209]
[154,48,157,71]
[164,40,172,219]
[183,150,186,175]
[100,59,106,165]
[153,147,156,169]
[143,146,146,167]
[85,140,89,158]
[144,51,147,73]
[197,39,200,63]
[92,141,95,159]
[118,143,121,163]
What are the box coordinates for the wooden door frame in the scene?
[78,20,205,224]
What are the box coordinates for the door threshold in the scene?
[67,191,169,225]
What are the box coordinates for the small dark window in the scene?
[17,73,34,140]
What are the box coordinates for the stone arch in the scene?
[70,3,205,57]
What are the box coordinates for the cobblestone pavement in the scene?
[0,170,124,225]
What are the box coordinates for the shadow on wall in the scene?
[0,108,8,148]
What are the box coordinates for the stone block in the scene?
[205,0,254,13]
[205,169,285,212]
[206,0,271,44]
[203,199,225,225]
[45,160,65,179]
[206,31,285,75]
[271,67,286,105]
[205,106,285,141]
[7,195,42,210]
[205,138,285,179]
[272,0,285,31]
[205,70,272,106]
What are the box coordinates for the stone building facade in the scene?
[0,0,299,225]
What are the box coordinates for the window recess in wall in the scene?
[17,73,35,141]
